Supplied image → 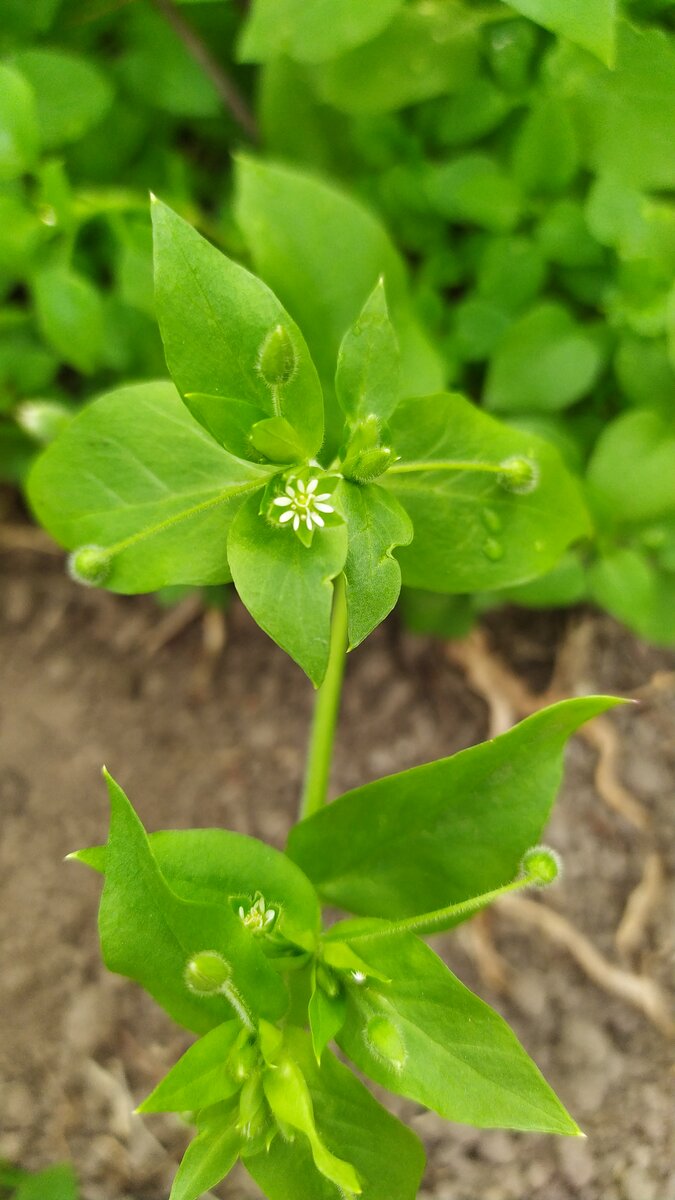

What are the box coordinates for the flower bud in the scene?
[342,446,394,484]
[16,399,72,444]
[521,845,561,886]
[184,950,231,994]
[257,324,297,388]
[498,455,540,495]
[67,545,112,588]
[365,1016,407,1071]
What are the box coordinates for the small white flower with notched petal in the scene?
[238,892,277,933]
[272,477,334,533]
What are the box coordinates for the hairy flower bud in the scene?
[184,950,231,994]
[67,544,112,588]
[257,324,297,388]
[498,455,540,495]
[521,844,561,886]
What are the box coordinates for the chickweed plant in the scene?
[28,195,621,1200]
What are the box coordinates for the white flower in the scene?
[351,970,367,985]
[238,893,276,933]
[272,477,334,533]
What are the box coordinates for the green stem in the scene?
[343,876,534,943]
[300,574,349,821]
[388,459,504,477]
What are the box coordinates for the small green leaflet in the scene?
[32,267,104,375]
[151,197,324,460]
[96,771,288,1031]
[336,279,400,424]
[506,0,616,67]
[287,697,622,918]
[246,1028,425,1200]
[336,930,580,1135]
[0,63,39,180]
[169,1108,240,1200]
[138,1021,240,1113]
[382,392,591,593]
[11,48,113,147]
[238,0,402,65]
[340,482,412,649]
[27,382,271,594]
[227,490,348,685]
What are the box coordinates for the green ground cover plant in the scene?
[0,1161,78,1200]
[2,0,674,644]
[27,191,622,1199]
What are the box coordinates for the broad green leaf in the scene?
[246,1028,425,1200]
[287,697,620,918]
[336,279,400,424]
[227,489,348,685]
[234,158,444,456]
[506,0,616,66]
[615,336,675,415]
[381,392,591,593]
[586,411,675,526]
[32,268,104,375]
[476,236,547,315]
[585,176,675,266]
[263,1056,361,1193]
[538,199,605,269]
[425,155,521,233]
[27,382,270,594]
[152,199,323,460]
[139,1021,240,1113]
[170,1110,239,1200]
[98,771,288,1031]
[588,549,675,645]
[11,49,112,148]
[484,302,605,413]
[14,1165,78,1200]
[340,482,412,648]
[547,23,675,190]
[239,0,402,65]
[0,64,39,180]
[313,1,481,115]
[337,931,579,1134]
[494,551,587,609]
[74,826,321,954]
[511,96,579,195]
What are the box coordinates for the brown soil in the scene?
[1,548,673,1200]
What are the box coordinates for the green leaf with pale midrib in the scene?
[287,697,622,918]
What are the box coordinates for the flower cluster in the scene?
[272,477,334,533]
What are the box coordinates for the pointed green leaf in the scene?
[246,1029,425,1200]
[152,197,323,459]
[264,1056,361,1194]
[99,771,287,1032]
[234,157,444,455]
[336,279,400,423]
[27,382,270,594]
[338,931,579,1134]
[383,392,591,594]
[0,64,39,180]
[227,489,347,685]
[341,482,412,649]
[287,697,622,918]
[309,983,346,1064]
[139,1021,240,1113]
[239,0,402,65]
[170,1109,239,1200]
[507,0,616,66]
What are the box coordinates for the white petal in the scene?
[273,496,292,507]
[279,510,295,523]
[315,503,334,514]
[305,513,313,529]
[316,493,332,502]
[311,512,325,527]
[306,478,318,493]
[296,479,306,494]
[285,484,296,498]
[293,514,300,531]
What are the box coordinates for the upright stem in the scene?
[300,575,349,821]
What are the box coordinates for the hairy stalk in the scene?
[151,0,259,143]
[343,876,536,943]
[300,574,349,821]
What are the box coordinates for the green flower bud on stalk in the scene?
[521,844,562,886]
[67,544,112,588]
[342,446,394,484]
[257,324,297,388]
[184,950,231,995]
[498,455,540,495]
